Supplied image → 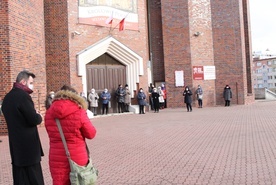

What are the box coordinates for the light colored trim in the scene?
[77,36,143,97]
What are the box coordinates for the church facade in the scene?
[0,0,254,134]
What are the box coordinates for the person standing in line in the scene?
[151,87,160,113]
[115,84,126,113]
[124,84,131,112]
[157,86,165,109]
[45,85,96,185]
[161,83,167,108]
[195,85,203,108]
[148,83,154,110]
[183,86,193,112]
[137,88,146,114]
[45,91,55,110]
[101,88,111,115]
[1,70,44,185]
[223,85,232,106]
[88,88,99,116]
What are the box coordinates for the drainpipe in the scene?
[236,82,238,104]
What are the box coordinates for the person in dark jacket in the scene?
[100,88,111,115]
[223,85,232,106]
[115,84,126,113]
[1,70,44,185]
[137,88,147,114]
[183,86,193,112]
[151,87,160,113]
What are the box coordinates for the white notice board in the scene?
[175,70,184,87]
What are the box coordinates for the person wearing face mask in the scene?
[100,88,111,115]
[88,88,99,116]
[183,86,193,112]
[124,84,131,112]
[137,88,147,114]
[157,86,165,109]
[45,91,55,110]
[195,85,203,108]
[115,84,126,113]
[151,87,160,113]
[1,70,45,185]
[223,85,232,106]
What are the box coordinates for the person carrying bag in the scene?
[44,85,97,185]
[56,118,98,185]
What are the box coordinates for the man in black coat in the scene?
[1,70,44,185]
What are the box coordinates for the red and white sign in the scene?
[193,66,216,80]
[193,66,204,80]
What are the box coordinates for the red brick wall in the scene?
[0,0,9,134]
[44,0,71,93]
[211,0,254,105]
[0,0,46,135]
[148,0,165,83]
[51,0,150,92]
[160,0,254,108]
[161,1,192,108]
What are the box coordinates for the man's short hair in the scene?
[16,70,36,83]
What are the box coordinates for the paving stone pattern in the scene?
[1,101,276,185]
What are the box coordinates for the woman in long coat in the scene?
[124,84,131,112]
[88,88,99,116]
[45,85,96,185]
[183,86,193,112]
[223,85,232,106]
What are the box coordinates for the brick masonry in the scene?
[0,0,46,134]
[152,0,254,108]
[0,0,254,134]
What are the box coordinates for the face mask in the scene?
[28,84,34,90]
[104,90,107,93]
[50,94,54,98]
[140,90,143,92]
[186,88,188,90]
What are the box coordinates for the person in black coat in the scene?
[1,70,44,185]
[116,84,126,113]
[183,86,193,112]
[223,85,232,106]
[151,87,160,113]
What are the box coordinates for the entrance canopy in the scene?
[77,36,144,96]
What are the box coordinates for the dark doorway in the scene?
[86,53,126,114]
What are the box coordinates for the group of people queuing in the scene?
[87,84,131,116]
[148,83,167,113]
[183,84,233,112]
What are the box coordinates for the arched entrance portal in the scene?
[86,53,126,114]
[77,36,144,113]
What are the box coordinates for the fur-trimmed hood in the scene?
[53,90,88,110]
[48,90,88,119]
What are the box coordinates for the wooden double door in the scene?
[86,54,126,114]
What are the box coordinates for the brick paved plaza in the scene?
[1,100,276,185]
